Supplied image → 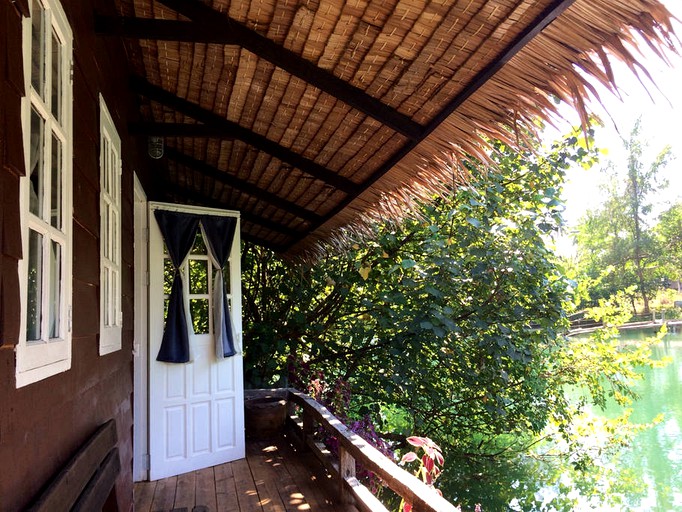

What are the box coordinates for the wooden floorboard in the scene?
[151,475,177,511]
[133,480,156,512]
[196,467,218,511]
[134,437,354,511]
[174,471,196,510]
[247,440,298,512]
[215,463,240,512]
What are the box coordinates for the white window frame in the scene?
[99,95,123,355]
[17,0,73,388]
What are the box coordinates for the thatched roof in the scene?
[102,0,678,255]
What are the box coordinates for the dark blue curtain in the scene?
[154,210,200,363]
[201,215,238,358]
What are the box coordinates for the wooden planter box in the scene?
[244,389,288,439]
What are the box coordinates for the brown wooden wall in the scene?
[0,1,146,510]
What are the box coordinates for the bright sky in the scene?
[548,0,682,255]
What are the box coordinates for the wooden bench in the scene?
[27,419,121,512]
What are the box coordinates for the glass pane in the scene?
[27,229,43,341]
[163,258,173,295]
[29,108,45,217]
[223,260,231,292]
[102,204,109,259]
[109,146,116,197]
[190,299,209,334]
[49,240,61,338]
[50,133,62,229]
[112,210,118,264]
[163,298,169,322]
[101,136,109,193]
[190,231,207,255]
[50,29,62,121]
[103,266,109,326]
[189,259,208,294]
[30,0,45,97]
[112,269,119,326]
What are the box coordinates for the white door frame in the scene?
[133,174,149,481]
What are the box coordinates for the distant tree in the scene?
[575,120,672,313]
[242,127,603,455]
[655,202,682,291]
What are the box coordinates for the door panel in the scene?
[149,203,244,480]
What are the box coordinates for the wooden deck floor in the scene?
[134,436,356,512]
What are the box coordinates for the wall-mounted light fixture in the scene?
[148,136,164,159]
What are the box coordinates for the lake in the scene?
[445,327,682,511]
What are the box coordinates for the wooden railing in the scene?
[282,388,460,512]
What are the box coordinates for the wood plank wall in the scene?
[0,1,148,510]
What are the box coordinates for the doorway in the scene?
[135,200,245,481]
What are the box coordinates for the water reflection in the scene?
[445,330,682,511]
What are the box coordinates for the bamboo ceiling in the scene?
[101,0,678,255]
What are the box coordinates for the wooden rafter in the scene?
[163,147,322,223]
[129,76,357,194]
[96,1,424,140]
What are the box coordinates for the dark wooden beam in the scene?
[129,76,357,194]
[163,182,301,240]
[163,147,322,223]
[100,2,423,140]
[284,0,579,250]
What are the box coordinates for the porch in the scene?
[135,389,458,512]
[134,436,353,512]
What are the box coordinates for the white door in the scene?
[148,202,244,481]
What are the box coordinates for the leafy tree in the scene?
[240,127,661,506]
[574,120,672,313]
[655,202,682,291]
[243,128,592,447]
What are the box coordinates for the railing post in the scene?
[339,446,356,505]
[301,406,314,452]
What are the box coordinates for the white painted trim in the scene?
[148,201,240,219]
[133,174,149,481]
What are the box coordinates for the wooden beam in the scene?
[284,0,579,250]
[163,147,322,223]
[129,76,357,195]
[103,2,423,140]
[163,182,302,239]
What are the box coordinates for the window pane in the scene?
[163,258,173,295]
[50,29,62,121]
[112,209,118,263]
[103,267,109,326]
[51,133,62,229]
[29,108,45,217]
[109,146,115,196]
[190,299,209,334]
[190,231,206,255]
[101,137,109,193]
[223,259,231,292]
[189,259,208,294]
[27,229,43,341]
[102,204,109,259]
[30,0,45,97]
[112,269,119,326]
[49,240,61,339]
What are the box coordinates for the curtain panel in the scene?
[153,209,237,363]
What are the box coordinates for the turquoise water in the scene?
[446,328,682,511]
